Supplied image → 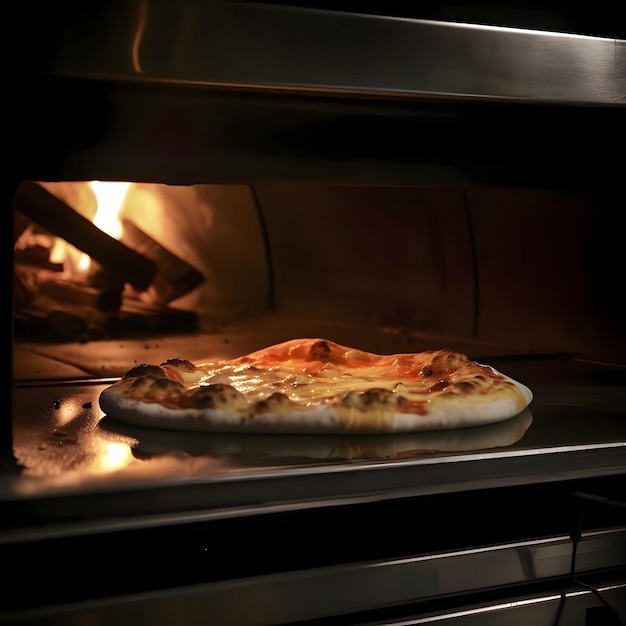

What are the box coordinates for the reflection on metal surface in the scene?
[131,0,149,74]
[8,383,228,495]
[92,441,134,473]
[392,582,626,624]
[97,409,533,464]
[2,533,623,625]
[45,2,626,105]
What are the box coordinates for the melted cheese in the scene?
[186,339,530,413]
[194,363,413,405]
[114,339,532,423]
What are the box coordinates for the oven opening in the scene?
[12,180,233,343]
[12,179,625,372]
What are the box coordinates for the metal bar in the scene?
[42,3,626,105]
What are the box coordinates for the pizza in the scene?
[98,338,533,434]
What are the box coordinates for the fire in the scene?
[46,181,131,277]
[77,181,130,273]
[89,181,129,238]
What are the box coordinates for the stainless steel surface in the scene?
[374,582,626,625]
[3,354,626,539]
[2,535,625,625]
[41,2,625,105]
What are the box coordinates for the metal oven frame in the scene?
[4,3,626,625]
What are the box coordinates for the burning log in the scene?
[15,307,90,342]
[109,298,198,334]
[13,210,31,244]
[15,295,198,342]
[13,268,36,310]
[13,181,158,291]
[38,279,123,313]
[13,243,64,272]
[120,218,205,305]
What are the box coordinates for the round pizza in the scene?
[98,338,533,434]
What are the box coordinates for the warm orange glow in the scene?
[76,181,131,272]
[27,180,132,280]
[51,400,81,428]
[49,237,82,270]
[89,181,129,239]
[92,441,135,473]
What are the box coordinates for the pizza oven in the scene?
[4,2,626,625]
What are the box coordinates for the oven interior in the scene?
[4,2,626,625]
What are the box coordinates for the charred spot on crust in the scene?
[255,392,295,414]
[308,340,332,361]
[124,364,166,379]
[266,392,293,404]
[186,383,247,410]
[361,388,398,405]
[162,358,197,372]
[130,376,159,389]
[343,388,398,409]
[150,378,185,393]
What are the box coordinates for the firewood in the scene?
[13,244,64,271]
[15,307,88,342]
[13,211,31,243]
[109,297,198,333]
[120,218,204,304]
[13,269,36,310]
[13,181,158,291]
[38,279,123,313]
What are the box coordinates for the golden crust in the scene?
[101,338,533,434]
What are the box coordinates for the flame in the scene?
[49,236,81,269]
[76,181,131,273]
[90,181,129,238]
[25,180,132,281]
